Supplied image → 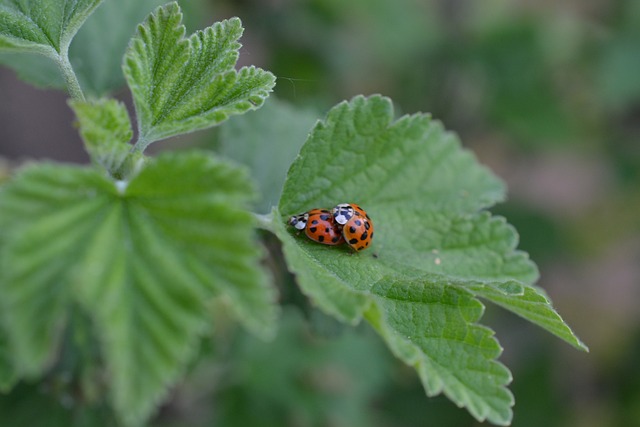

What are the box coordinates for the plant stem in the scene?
[132,137,151,154]
[57,48,85,101]
[253,212,274,231]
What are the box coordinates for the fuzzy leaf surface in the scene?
[0,0,103,54]
[70,0,168,95]
[275,95,586,424]
[69,98,136,176]
[0,152,276,425]
[368,279,513,424]
[0,0,166,94]
[123,2,276,147]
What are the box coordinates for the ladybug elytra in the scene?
[289,203,374,252]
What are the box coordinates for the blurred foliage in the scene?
[218,98,318,214]
[1,0,639,425]
[208,0,640,425]
[211,309,390,427]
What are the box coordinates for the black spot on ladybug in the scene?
[318,235,325,242]
[349,238,358,245]
[370,232,374,239]
[325,227,332,233]
[364,221,370,230]
[332,236,340,243]
[365,241,369,246]
[320,214,330,221]
[357,245,364,250]
[365,213,370,219]
[349,226,356,233]
[355,219,362,226]
[320,209,330,213]
[309,227,317,233]
[311,219,319,225]
[360,231,368,241]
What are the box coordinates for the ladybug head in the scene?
[289,213,308,230]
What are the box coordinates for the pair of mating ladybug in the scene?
[289,203,374,252]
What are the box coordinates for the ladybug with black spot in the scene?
[289,203,374,252]
[288,208,344,246]
[332,203,374,252]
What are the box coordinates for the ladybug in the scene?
[289,209,345,246]
[332,203,374,252]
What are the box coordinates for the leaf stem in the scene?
[132,137,152,154]
[253,212,274,231]
[57,48,85,101]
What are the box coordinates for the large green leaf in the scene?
[274,95,586,425]
[123,2,276,150]
[0,165,108,376]
[0,152,276,425]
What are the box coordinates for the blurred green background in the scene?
[1,0,639,426]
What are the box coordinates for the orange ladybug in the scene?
[289,203,374,252]
[289,208,344,245]
[332,203,374,252]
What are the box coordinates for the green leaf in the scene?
[69,98,139,178]
[0,0,103,54]
[70,0,169,96]
[0,0,167,94]
[0,166,110,375]
[368,279,513,425]
[469,284,588,351]
[274,95,586,424]
[120,153,278,340]
[278,98,504,216]
[274,214,371,324]
[219,97,318,214]
[0,152,276,425]
[0,0,103,98]
[123,2,276,149]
